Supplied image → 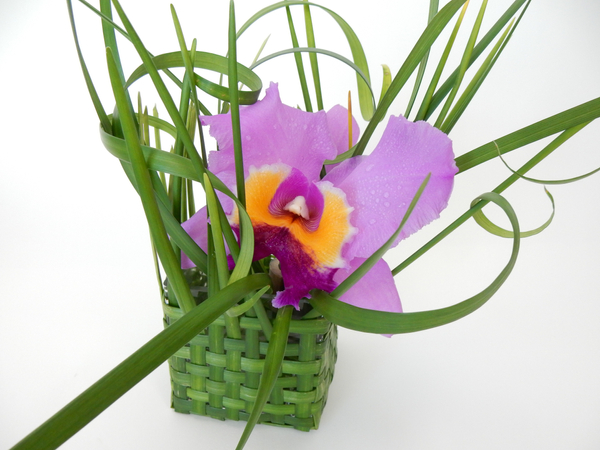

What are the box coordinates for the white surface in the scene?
[2,1,600,449]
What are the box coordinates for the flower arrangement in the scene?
[4,0,600,449]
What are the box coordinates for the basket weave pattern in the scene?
[163,272,337,432]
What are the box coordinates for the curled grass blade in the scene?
[310,192,519,334]
[495,138,600,184]
[11,274,271,450]
[125,51,262,105]
[237,1,373,119]
[251,47,375,104]
[473,187,555,238]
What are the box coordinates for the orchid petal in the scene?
[333,257,402,313]
[181,205,209,269]
[327,115,457,258]
[203,83,337,182]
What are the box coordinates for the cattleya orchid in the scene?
[182,83,457,312]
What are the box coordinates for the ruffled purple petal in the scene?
[203,83,338,182]
[325,104,360,156]
[326,115,457,258]
[333,257,402,313]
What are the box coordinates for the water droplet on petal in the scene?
[369,219,376,225]
[384,202,390,207]
[383,192,390,198]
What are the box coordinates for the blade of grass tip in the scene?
[229,0,246,207]
[415,0,470,122]
[106,46,195,313]
[354,0,469,156]
[11,274,270,450]
[405,0,439,118]
[378,64,392,107]
[67,0,111,133]
[236,305,293,450]
[424,0,529,121]
[434,0,487,129]
[441,17,516,133]
[286,4,313,112]
[392,122,589,275]
[303,0,323,111]
[171,5,207,171]
[331,174,430,298]
[110,0,206,187]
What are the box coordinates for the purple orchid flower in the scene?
[181,83,457,314]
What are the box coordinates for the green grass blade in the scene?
[77,0,184,95]
[435,0,488,129]
[440,17,516,133]
[11,274,270,450]
[285,4,313,112]
[66,0,111,133]
[405,0,439,118]
[456,97,600,173]
[110,0,206,185]
[303,1,323,111]
[354,0,468,156]
[229,0,246,207]
[378,64,392,107]
[310,192,519,334]
[332,174,430,298]
[424,0,529,120]
[415,0,469,122]
[105,47,196,313]
[204,173,230,289]
[393,122,589,275]
[236,305,293,450]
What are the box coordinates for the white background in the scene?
[2,0,600,449]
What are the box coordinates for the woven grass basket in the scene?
[162,268,338,431]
